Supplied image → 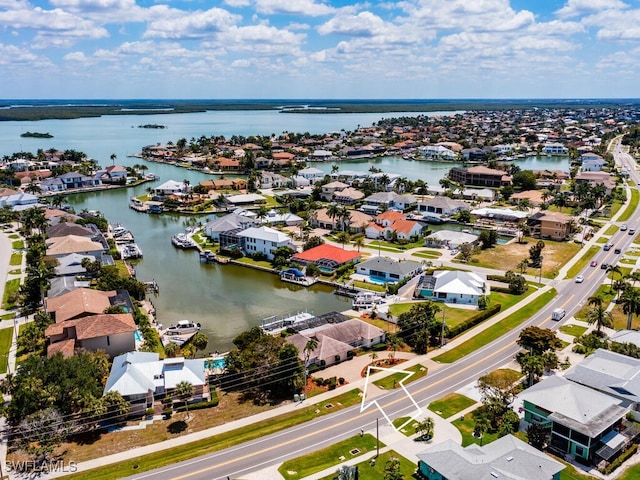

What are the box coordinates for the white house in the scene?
[104,352,210,416]
[204,213,257,241]
[542,143,569,155]
[417,197,469,216]
[296,167,325,185]
[418,145,456,160]
[154,180,189,196]
[238,226,295,260]
[415,270,488,305]
[355,257,422,283]
[581,157,607,172]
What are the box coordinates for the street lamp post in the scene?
[440,309,446,347]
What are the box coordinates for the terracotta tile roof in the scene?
[47,338,76,358]
[0,188,19,197]
[46,288,115,323]
[45,313,136,339]
[391,219,420,235]
[376,211,405,222]
[293,243,361,264]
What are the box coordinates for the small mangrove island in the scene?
[138,124,167,129]
[20,131,53,138]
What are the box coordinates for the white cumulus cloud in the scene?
[143,8,241,39]
[555,0,628,19]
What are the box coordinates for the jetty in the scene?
[280,268,317,287]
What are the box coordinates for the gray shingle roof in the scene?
[357,257,422,276]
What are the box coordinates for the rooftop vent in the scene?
[506,456,514,462]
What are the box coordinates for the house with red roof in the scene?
[365,211,424,240]
[45,313,136,358]
[292,243,361,272]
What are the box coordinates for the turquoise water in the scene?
[134,330,143,342]
[368,276,389,285]
[206,358,226,369]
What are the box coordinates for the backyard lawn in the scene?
[464,238,581,279]
[428,393,476,419]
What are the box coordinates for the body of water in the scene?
[1,109,569,351]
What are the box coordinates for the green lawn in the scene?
[317,450,416,480]
[411,249,443,259]
[9,252,21,266]
[392,416,420,437]
[372,364,428,390]
[481,368,523,386]
[0,313,15,321]
[1,278,20,309]
[619,188,639,222]
[278,434,382,480]
[604,225,619,236]
[8,234,18,239]
[565,245,599,279]
[434,289,557,363]
[64,390,363,480]
[11,240,24,249]
[0,326,14,374]
[559,324,588,337]
[428,393,476,419]
[368,239,424,251]
[352,280,386,293]
[452,409,500,447]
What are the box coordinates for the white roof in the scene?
[610,330,640,347]
[104,351,206,397]
[226,193,266,204]
[471,207,528,219]
[433,270,486,296]
[155,180,185,191]
[237,226,291,243]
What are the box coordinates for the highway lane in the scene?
[125,142,640,480]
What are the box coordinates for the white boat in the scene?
[117,242,143,259]
[171,233,197,249]
[165,320,200,335]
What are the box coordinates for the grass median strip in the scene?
[64,389,362,480]
[0,327,13,374]
[9,252,21,266]
[565,245,599,279]
[1,278,20,309]
[433,289,557,363]
[372,363,428,390]
[278,434,382,480]
[619,188,639,222]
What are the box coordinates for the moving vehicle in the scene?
[552,308,566,321]
[575,275,584,283]
[603,243,613,251]
[590,260,598,267]
[630,229,636,235]
[621,224,628,231]
[614,248,622,254]
[601,263,609,270]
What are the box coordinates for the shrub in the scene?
[372,343,388,351]
[600,445,638,474]
[447,304,502,338]
[174,397,220,412]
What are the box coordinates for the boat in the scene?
[118,243,143,259]
[171,233,197,249]
[165,320,200,335]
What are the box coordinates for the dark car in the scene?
[601,263,609,270]
[615,248,622,254]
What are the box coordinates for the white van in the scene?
[552,308,566,321]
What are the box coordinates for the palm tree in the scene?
[25,182,41,195]
[353,236,365,252]
[110,153,117,166]
[326,203,340,230]
[338,206,351,232]
[586,295,613,334]
[174,380,193,419]
[620,285,640,330]
[336,231,350,249]
[607,264,621,292]
[49,193,65,209]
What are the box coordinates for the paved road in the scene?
[121,142,640,480]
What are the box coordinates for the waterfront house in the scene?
[40,177,66,192]
[45,234,105,258]
[295,167,325,186]
[418,144,456,160]
[527,211,573,240]
[204,213,258,241]
[461,147,489,162]
[46,221,95,239]
[45,313,136,359]
[54,253,97,277]
[237,226,295,260]
[260,171,291,189]
[226,193,267,207]
[355,257,422,283]
[95,165,128,183]
[292,243,361,272]
[366,217,423,241]
[448,165,512,188]
[511,190,545,206]
[417,197,469,217]
[417,434,564,480]
[57,172,101,189]
[414,270,488,305]
[47,277,91,299]
[581,157,607,172]
[154,180,189,197]
[518,375,629,464]
[361,191,417,214]
[104,352,210,416]
[424,230,478,250]
[470,207,528,223]
[261,210,304,227]
[45,287,133,322]
[0,191,39,210]
[542,143,569,155]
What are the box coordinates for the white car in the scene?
[575,275,584,283]
[621,224,628,231]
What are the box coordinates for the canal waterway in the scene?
[0,109,570,351]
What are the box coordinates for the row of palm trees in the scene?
[586,271,640,333]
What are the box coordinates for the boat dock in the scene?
[260,311,315,333]
[280,268,317,287]
[199,250,231,264]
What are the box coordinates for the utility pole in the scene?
[441,308,446,347]
[538,256,544,285]
[376,417,379,458]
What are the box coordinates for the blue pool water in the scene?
[134,330,143,342]
[368,276,389,285]
[206,358,226,369]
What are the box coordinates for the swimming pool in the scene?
[368,276,390,285]
[134,330,143,342]
[206,358,226,369]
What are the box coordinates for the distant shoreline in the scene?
[1,98,639,122]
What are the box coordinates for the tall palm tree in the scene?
[110,153,117,166]
[620,285,640,330]
[586,295,613,334]
[326,203,340,230]
[606,264,621,292]
[174,381,193,419]
[338,206,351,232]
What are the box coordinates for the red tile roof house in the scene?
[45,313,136,358]
[292,244,361,272]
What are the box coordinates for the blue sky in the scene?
[1,0,639,99]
